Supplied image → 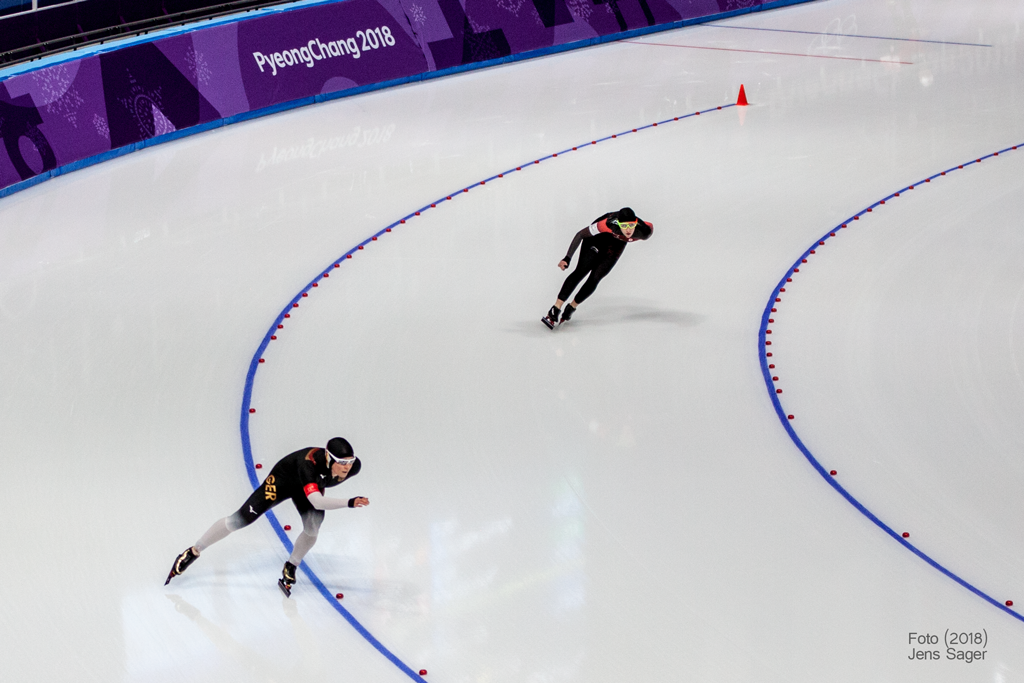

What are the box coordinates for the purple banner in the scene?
[0,0,795,194]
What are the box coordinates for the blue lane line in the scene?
[239,101,734,678]
[759,142,1024,622]
[1,0,804,200]
[714,25,992,47]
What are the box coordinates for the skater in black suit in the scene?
[165,437,369,596]
[542,207,653,328]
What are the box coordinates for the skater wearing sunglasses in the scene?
[542,207,653,329]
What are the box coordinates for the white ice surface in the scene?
[2,0,1024,680]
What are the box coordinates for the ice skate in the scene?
[278,561,297,597]
[559,304,575,324]
[165,546,199,585]
[541,305,561,330]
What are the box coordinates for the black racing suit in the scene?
[557,212,654,304]
[231,447,362,528]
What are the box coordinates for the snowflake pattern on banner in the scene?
[468,16,492,34]
[151,106,176,136]
[92,114,110,141]
[185,47,213,86]
[116,71,166,140]
[496,0,525,17]
[408,3,426,26]
[565,0,591,21]
[466,29,501,61]
[32,65,86,128]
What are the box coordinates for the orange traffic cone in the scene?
[736,84,748,106]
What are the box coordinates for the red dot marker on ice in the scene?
[830,232,836,236]
[277,325,284,329]
[516,167,522,171]
[312,283,318,287]
[255,463,262,469]
[772,376,779,381]
[285,314,290,318]
[284,525,291,531]
[612,135,617,138]
[776,388,782,394]
[416,211,421,215]
[446,196,451,200]
[632,129,637,132]
[902,532,909,538]
[386,228,392,232]
[809,250,815,255]
[271,335,277,340]
[1007,600,1014,607]
[249,408,256,414]
[259,358,265,364]
[336,593,344,599]
[768,364,775,368]
[358,245,364,250]
[347,254,352,258]
[293,303,299,307]
[334,263,340,267]
[787,415,794,420]
[372,236,378,240]
[829,470,836,476]
[419,670,427,676]
[302,292,308,297]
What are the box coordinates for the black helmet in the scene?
[326,437,355,463]
[617,207,637,222]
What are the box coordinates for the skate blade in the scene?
[278,578,292,598]
[541,317,555,330]
[164,569,176,586]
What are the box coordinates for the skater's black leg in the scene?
[557,255,595,302]
[572,257,617,305]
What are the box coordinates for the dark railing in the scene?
[0,0,302,68]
